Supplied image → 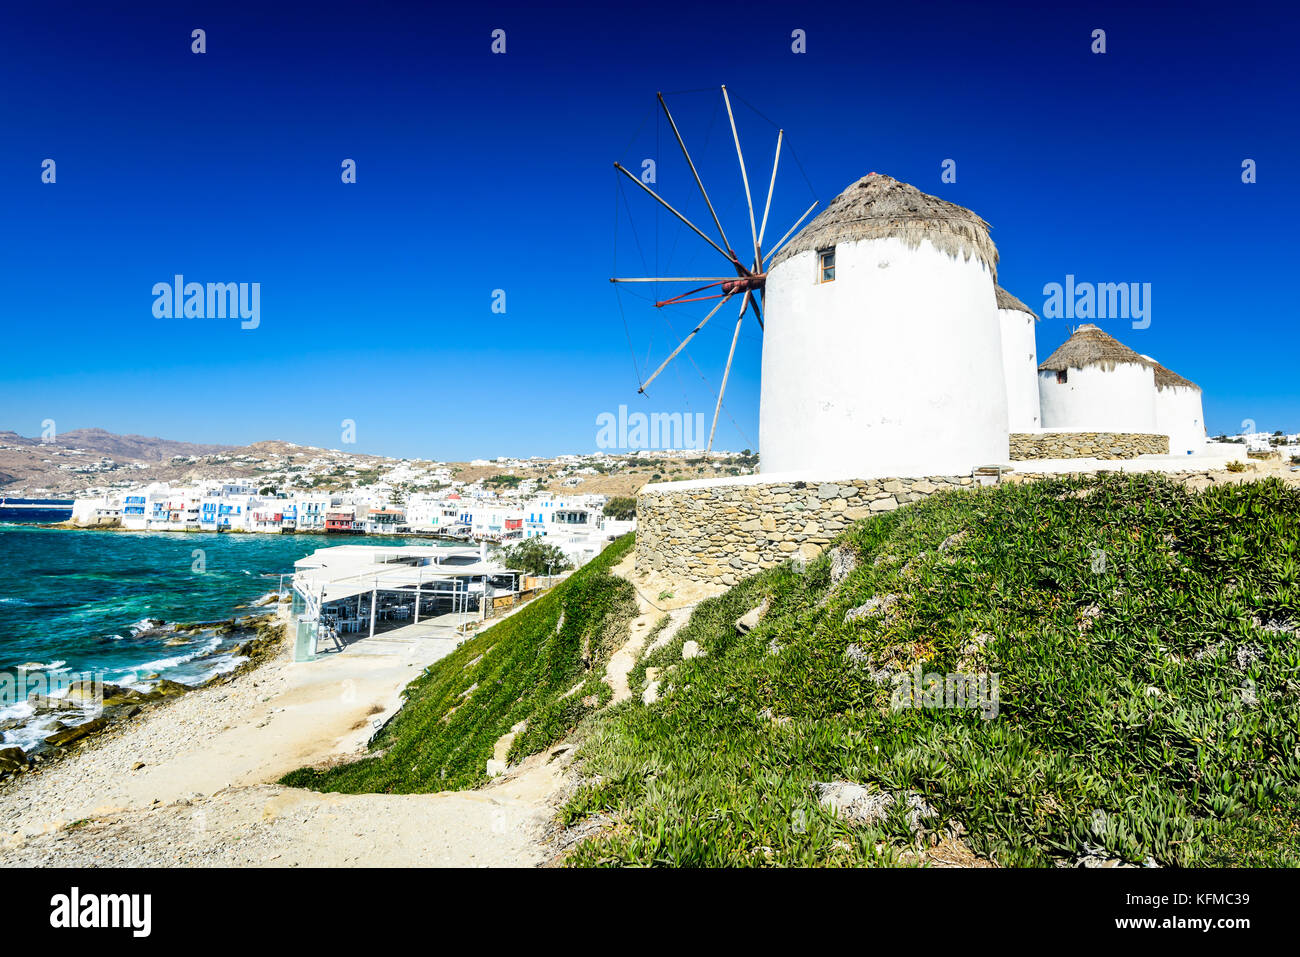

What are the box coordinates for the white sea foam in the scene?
[0,700,36,723]
[116,635,223,685]
[15,660,67,672]
[201,654,249,679]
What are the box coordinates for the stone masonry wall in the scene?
[636,475,976,585]
[636,466,1257,584]
[1009,432,1169,460]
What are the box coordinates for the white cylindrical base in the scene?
[760,237,1009,478]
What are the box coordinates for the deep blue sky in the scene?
[2,0,1295,459]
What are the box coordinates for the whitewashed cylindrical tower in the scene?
[1141,355,1205,456]
[759,173,1008,477]
[1037,324,1158,432]
[996,286,1041,431]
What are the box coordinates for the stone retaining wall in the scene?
[636,466,1258,584]
[636,474,977,585]
[1009,431,1169,460]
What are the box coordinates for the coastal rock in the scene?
[27,693,82,712]
[0,746,30,774]
[148,679,192,699]
[43,716,109,749]
[103,687,149,708]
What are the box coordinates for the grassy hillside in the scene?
[282,534,636,793]
[563,475,1300,866]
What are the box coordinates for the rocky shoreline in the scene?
[0,612,286,783]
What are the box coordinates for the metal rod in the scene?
[614,162,734,266]
[658,92,732,253]
[611,277,735,283]
[655,279,733,306]
[654,293,729,307]
[721,86,761,271]
[708,295,749,452]
[763,200,820,265]
[639,291,736,393]
[758,129,782,252]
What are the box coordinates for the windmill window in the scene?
[1056,370,1068,384]
[818,247,836,283]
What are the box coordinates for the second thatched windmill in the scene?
[610,86,819,453]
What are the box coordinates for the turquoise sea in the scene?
[0,524,441,752]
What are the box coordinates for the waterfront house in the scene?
[251,506,285,533]
[326,505,359,533]
[361,507,406,534]
[295,494,333,531]
[121,494,148,530]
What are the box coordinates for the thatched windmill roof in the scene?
[770,173,999,278]
[1038,324,1151,374]
[1138,354,1201,392]
[995,285,1038,319]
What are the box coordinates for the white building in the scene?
[70,495,121,526]
[1141,355,1206,456]
[760,173,1009,478]
[996,286,1041,431]
[1038,325,1158,434]
[295,494,334,531]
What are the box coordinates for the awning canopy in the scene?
[292,544,519,604]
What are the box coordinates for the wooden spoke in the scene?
[708,294,749,452]
[658,92,733,254]
[639,291,737,394]
[758,129,782,252]
[614,162,738,267]
[721,85,762,272]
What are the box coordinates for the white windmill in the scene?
[610,86,818,453]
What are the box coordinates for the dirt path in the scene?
[602,553,719,705]
[0,618,572,868]
[0,743,573,867]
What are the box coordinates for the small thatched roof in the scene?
[1038,324,1150,374]
[995,285,1038,319]
[769,173,998,278]
[1138,354,1200,392]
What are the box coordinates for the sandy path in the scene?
[0,745,573,867]
[0,614,572,867]
[602,553,718,705]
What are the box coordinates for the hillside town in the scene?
[61,475,639,566]
[0,431,757,498]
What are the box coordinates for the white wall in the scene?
[998,307,1041,431]
[1155,385,1206,456]
[1038,362,1158,433]
[760,237,1009,477]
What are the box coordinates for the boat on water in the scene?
[0,497,75,523]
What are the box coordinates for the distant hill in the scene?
[0,428,232,462]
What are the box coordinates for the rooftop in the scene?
[996,285,1039,319]
[1038,324,1149,374]
[771,172,998,278]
